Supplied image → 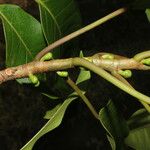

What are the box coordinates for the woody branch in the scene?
[0,52,149,84]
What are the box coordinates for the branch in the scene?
[111,71,150,113]
[0,53,150,105]
[35,8,127,60]
[66,77,99,119]
[72,58,150,104]
[133,50,150,61]
[0,53,149,84]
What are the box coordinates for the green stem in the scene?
[133,50,150,61]
[35,7,127,60]
[111,71,150,113]
[67,77,99,120]
[72,58,150,104]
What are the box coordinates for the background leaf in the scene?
[36,0,82,58]
[99,100,129,149]
[76,70,91,85]
[21,96,77,150]
[0,4,46,67]
[146,9,150,22]
[42,93,60,100]
[125,109,150,150]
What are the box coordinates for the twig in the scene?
[66,77,99,120]
[0,53,149,84]
[0,56,150,104]
[111,71,150,113]
[72,58,150,104]
[35,8,127,60]
[133,50,150,61]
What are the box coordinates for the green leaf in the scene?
[0,4,46,84]
[21,96,77,150]
[76,51,91,85]
[125,109,150,150]
[0,4,46,67]
[42,93,60,100]
[107,135,116,150]
[127,109,150,130]
[146,9,150,22]
[44,104,61,119]
[99,100,129,149]
[76,70,91,85]
[36,0,81,57]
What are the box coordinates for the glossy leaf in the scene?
[146,9,150,22]
[21,96,77,150]
[36,0,81,57]
[125,109,150,150]
[0,4,46,67]
[99,100,129,149]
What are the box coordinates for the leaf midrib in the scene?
[0,11,32,61]
[37,0,62,38]
[20,97,76,150]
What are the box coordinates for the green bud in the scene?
[102,54,114,60]
[141,58,150,66]
[79,50,84,58]
[40,52,53,61]
[57,71,68,77]
[29,73,39,85]
[118,70,132,78]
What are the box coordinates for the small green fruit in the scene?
[118,70,132,78]
[141,58,150,66]
[57,71,68,77]
[29,73,39,85]
[40,52,53,61]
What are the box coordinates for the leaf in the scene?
[36,0,82,57]
[21,96,77,150]
[107,135,116,150]
[0,4,46,67]
[76,70,91,85]
[0,4,46,83]
[99,100,129,149]
[127,109,150,130]
[76,51,91,86]
[42,93,60,100]
[44,104,61,119]
[146,9,150,22]
[125,109,150,150]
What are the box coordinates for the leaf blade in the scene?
[146,9,150,22]
[99,100,129,149]
[125,109,150,150]
[36,0,82,57]
[0,4,46,67]
[21,96,77,150]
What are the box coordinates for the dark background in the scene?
[0,0,150,150]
